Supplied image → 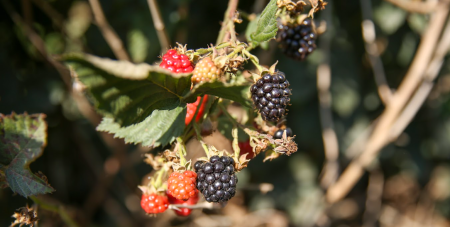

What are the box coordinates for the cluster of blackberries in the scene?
[194,156,237,203]
[250,71,291,122]
[278,18,317,61]
[273,127,293,139]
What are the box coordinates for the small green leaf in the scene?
[62,54,191,127]
[96,106,186,147]
[182,81,251,107]
[0,113,54,197]
[250,0,279,44]
[245,15,260,41]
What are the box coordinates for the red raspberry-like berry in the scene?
[167,191,199,216]
[140,193,169,214]
[185,95,209,126]
[167,170,198,201]
[159,49,194,73]
[238,140,254,159]
[191,57,221,84]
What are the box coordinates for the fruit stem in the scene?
[195,42,232,55]
[218,102,240,128]
[176,137,187,166]
[226,45,244,59]
[242,49,264,74]
[154,168,165,190]
[200,141,211,159]
[232,127,240,161]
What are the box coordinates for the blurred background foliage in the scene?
[1,0,450,226]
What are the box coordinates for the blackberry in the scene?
[273,127,293,139]
[194,156,238,203]
[250,71,291,122]
[278,18,317,61]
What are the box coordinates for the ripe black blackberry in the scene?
[194,156,238,203]
[250,71,291,122]
[273,127,293,139]
[278,18,317,61]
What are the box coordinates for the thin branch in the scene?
[384,0,440,14]
[344,17,450,160]
[88,0,130,61]
[326,5,450,204]
[360,0,392,105]
[317,1,339,189]
[388,16,450,141]
[31,196,80,227]
[216,0,239,45]
[147,0,170,51]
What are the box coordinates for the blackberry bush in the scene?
[251,71,291,122]
[278,18,317,61]
[194,156,237,203]
[54,0,315,221]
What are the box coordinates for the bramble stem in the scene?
[216,0,240,45]
[176,137,187,166]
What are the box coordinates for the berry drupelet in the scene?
[250,71,291,122]
[278,18,317,61]
[191,57,221,84]
[194,156,238,203]
[159,49,194,73]
[140,193,169,214]
[273,127,293,139]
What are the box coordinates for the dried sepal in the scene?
[233,11,243,24]
[10,205,38,227]
[264,150,281,162]
[277,0,307,14]
[308,0,327,18]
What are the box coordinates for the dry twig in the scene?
[147,0,170,51]
[326,4,450,204]
[384,0,439,14]
[360,0,392,105]
[88,0,130,61]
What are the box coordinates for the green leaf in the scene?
[0,113,54,197]
[182,81,251,107]
[96,106,186,147]
[62,54,192,127]
[250,0,279,44]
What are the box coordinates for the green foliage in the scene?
[249,0,279,45]
[63,54,192,127]
[97,107,186,147]
[183,81,252,107]
[0,113,54,197]
[63,54,250,147]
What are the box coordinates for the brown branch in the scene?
[361,0,392,105]
[147,0,170,51]
[384,0,440,14]
[326,5,450,204]
[88,0,130,61]
[317,1,339,189]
